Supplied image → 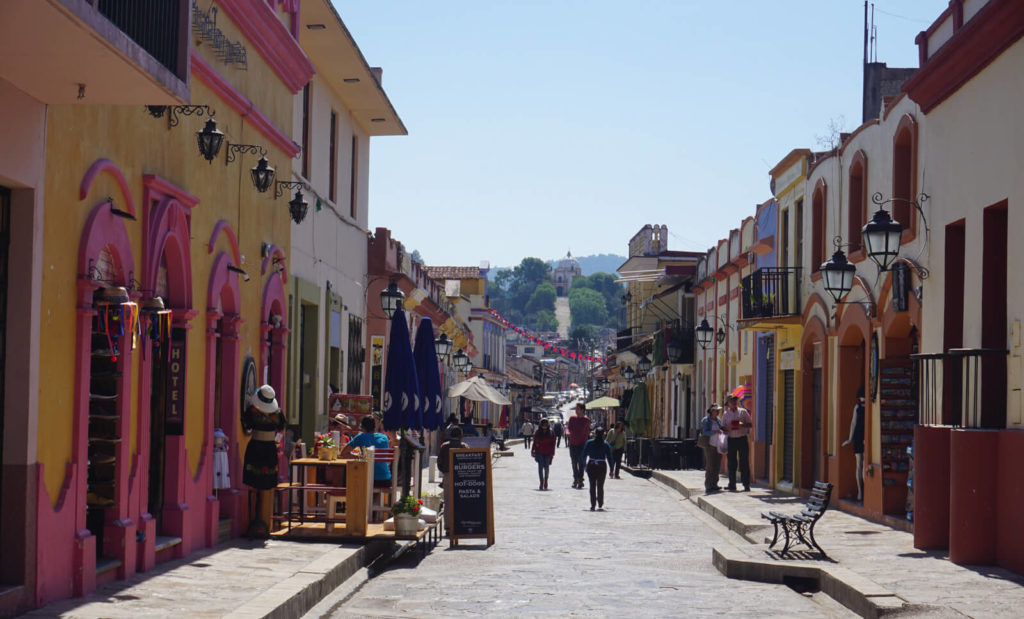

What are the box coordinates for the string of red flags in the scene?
[487,309,605,365]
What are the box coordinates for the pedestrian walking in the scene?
[721,394,752,492]
[567,403,592,488]
[842,387,867,502]
[521,419,535,449]
[553,419,564,447]
[698,404,724,493]
[579,427,614,510]
[605,420,627,479]
[531,418,556,490]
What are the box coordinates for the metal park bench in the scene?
[761,481,833,557]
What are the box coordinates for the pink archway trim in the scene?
[190,51,301,157]
[207,220,242,266]
[78,201,135,279]
[262,270,288,320]
[146,197,194,309]
[261,244,288,284]
[80,158,137,218]
[142,174,199,209]
[208,252,242,316]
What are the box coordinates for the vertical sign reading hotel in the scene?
[447,448,494,546]
[166,330,186,435]
[370,335,384,412]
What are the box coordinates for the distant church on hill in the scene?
[551,250,581,296]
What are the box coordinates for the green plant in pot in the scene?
[391,494,422,537]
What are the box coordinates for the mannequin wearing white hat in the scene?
[242,384,286,490]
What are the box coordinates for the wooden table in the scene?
[275,457,373,537]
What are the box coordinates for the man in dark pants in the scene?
[721,394,752,491]
[567,403,592,488]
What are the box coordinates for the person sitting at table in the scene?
[340,416,392,488]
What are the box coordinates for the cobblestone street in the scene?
[312,447,841,618]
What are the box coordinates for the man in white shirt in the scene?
[721,394,753,492]
[521,419,535,449]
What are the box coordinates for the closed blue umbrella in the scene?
[413,317,443,431]
[382,306,420,431]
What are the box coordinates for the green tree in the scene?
[568,324,596,350]
[525,281,556,315]
[529,310,559,332]
[569,287,608,326]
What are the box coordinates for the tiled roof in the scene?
[507,366,541,387]
[424,266,482,280]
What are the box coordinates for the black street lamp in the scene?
[379,280,404,319]
[452,349,471,373]
[695,318,714,350]
[435,333,453,361]
[250,156,275,193]
[716,328,726,345]
[636,355,651,374]
[821,249,857,303]
[666,337,681,362]
[196,118,224,163]
[623,366,635,381]
[287,190,308,224]
[862,207,903,271]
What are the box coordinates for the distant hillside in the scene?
[574,253,626,276]
[488,253,627,279]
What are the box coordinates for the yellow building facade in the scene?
[33,2,312,604]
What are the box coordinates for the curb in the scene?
[224,541,393,619]
[642,468,907,617]
[712,543,905,618]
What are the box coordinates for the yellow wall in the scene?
[38,34,295,503]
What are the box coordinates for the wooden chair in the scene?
[369,447,399,522]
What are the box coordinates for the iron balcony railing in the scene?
[97,0,186,78]
[616,327,636,351]
[741,267,801,319]
[912,348,1009,429]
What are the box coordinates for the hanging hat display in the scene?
[98,286,130,305]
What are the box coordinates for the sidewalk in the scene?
[26,536,401,618]
[642,467,1024,618]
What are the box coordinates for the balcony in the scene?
[913,348,1009,429]
[741,267,801,320]
[0,0,189,104]
[616,327,636,351]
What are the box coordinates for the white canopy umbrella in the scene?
[446,375,512,406]
[585,396,620,410]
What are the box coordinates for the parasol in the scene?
[447,375,511,406]
[585,396,620,410]
[412,317,443,431]
[382,306,420,431]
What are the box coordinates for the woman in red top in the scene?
[531,418,556,490]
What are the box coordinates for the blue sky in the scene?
[335,1,946,267]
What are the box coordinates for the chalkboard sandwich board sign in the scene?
[445,448,494,546]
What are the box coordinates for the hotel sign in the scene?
[166,330,187,435]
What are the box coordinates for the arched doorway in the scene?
[800,314,828,489]
[878,261,923,516]
[206,249,242,538]
[836,304,871,502]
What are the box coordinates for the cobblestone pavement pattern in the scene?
[318,446,838,618]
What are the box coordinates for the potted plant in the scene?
[391,494,423,537]
[420,490,442,512]
[315,433,338,461]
